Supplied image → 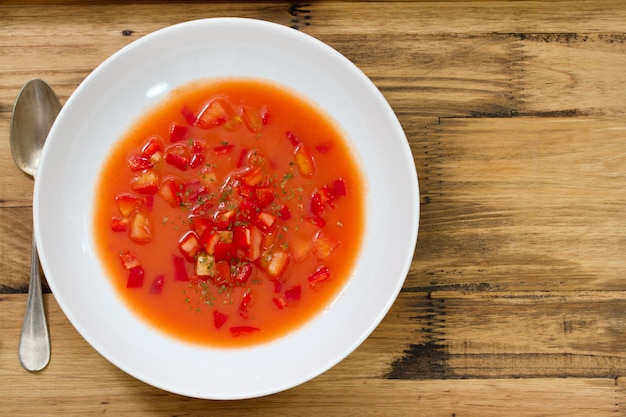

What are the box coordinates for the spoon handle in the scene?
[18,230,50,371]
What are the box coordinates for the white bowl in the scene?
[35,18,419,399]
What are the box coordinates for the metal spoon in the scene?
[10,79,61,371]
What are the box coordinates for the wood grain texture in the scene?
[1,1,626,414]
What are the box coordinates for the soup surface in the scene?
[94,78,365,347]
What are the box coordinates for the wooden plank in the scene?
[413,116,626,291]
[0,294,623,415]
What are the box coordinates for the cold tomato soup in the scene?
[94,78,365,347]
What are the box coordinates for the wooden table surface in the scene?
[2,1,626,415]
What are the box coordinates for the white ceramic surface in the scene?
[34,18,419,399]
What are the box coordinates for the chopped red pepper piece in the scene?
[214,143,235,155]
[286,131,300,147]
[233,262,253,284]
[127,266,144,288]
[213,310,229,330]
[273,297,287,309]
[169,124,189,143]
[229,326,259,337]
[239,290,253,319]
[150,274,165,294]
[308,265,330,288]
[141,136,164,157]
[285,285,302,302]
[180,106,197,125]
[172,255,189,281]
[164,144,190,171]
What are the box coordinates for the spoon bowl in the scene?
[11,79,61,178]
[10,78,61,371]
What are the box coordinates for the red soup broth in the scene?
[93,78,365,348]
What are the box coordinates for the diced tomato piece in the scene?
[294,144,315,176]
[164,143,190,170]
[259,248,290,278]
[255,187,275,208]
[247,225,262,261]
[286,131,300,147]
[169,124,189,143]
[273,279,282,293]
[178,231,201,260]
[214,143,234,155]
[229,326,259,337]
[129,211,152,244]
[313,230,339,259]
[117,193,136,214]
[150,275,165,294]
[233,225,252,249]
[126,266,144,288]
[213,310,229,330]
[253,211,276,233]
[308,265,330,288]
[241,105,263,133]
[278,205,291,220]
[119,250,140,270]
[158,177,184,207]
[241,166,264,187]
[188,215,215,237]
[214,209,236,229]
[127,154,153,172]
[332,178,346,197]
[141,136,164,157]
[233,262,253,284]
[181,106,197,125]
[213,242,238,262]
[273,296,287,310]
[111,216,129,232]
[131,170,159,195]
[291,238,312,263]
[173,255,189,281]
[285,285,302,302]
[195,98,230,128]
[195,252,215,277]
